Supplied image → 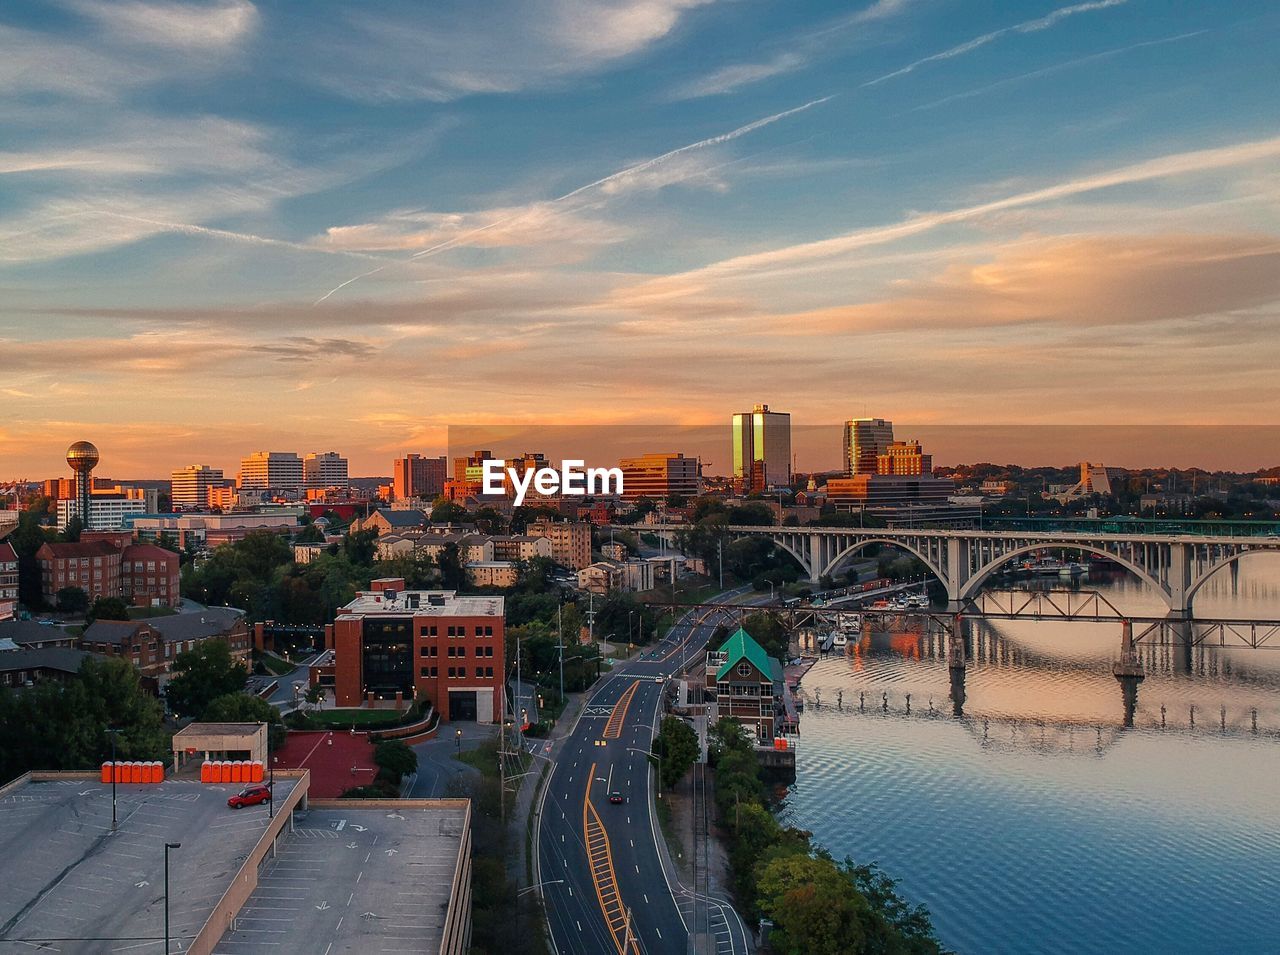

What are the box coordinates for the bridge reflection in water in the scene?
[801,613,1279,741]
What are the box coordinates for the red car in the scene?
[608,791,625,805]
[227,785,272,809]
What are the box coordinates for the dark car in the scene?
[608,791,625,804]
[227,785,271,809]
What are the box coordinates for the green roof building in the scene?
[711,626,783,741]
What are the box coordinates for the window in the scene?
[447,626,457,637]
[457,667,466,678]
[448,667,456,678]
[474,626,483,636]
[484,625,493,636]
[484,666,494,678]
[428,625,438,636]
[736,662,753,677]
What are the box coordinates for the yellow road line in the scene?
[583,761,640,954]
[602,681,638,740]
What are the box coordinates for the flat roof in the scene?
[338,590,504,618]
[215,803,468,955]
[0,775,301,950]
[173,721,267,739]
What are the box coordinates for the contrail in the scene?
[314,0,1129,303]
[907,30,1208,113]
[862,0,1128,88]
[402,95,835,263]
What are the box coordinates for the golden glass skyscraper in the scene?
[731,404,791,493]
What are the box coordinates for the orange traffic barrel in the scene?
[250,761,264,783]
[101,762,112,783]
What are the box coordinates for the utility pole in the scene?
[717,537,723,591]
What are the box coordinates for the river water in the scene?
[782,553,1280,954]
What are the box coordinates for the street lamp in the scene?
[105,726,120,831]
[455,728,462,756]
[164,842,182,954]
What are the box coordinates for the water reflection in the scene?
[785,554,1280,955]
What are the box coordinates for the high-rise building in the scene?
[238,451,304,491]
[877,440,932,476]
[731,404,791,493]
[56,497,147,531]
[171,465,224,508]
[844,418,894,475]
[618,452,701,501]
[303,451,349,489]
[527,519,592,570]
[393,454,448,502]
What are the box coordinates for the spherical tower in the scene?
[66,441,100,528]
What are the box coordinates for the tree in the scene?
[202,691,287,749]
[10,511,55,608]
[303,684,326,711]
[164,640,248,718]
[56,586,89,615]
[473,506,506,535]
[342,528,378,567]
[437,543,466,590]
[655,716,698,790]
[89,596,131,622]
[61,515,84,543]
[294,522,325,543]
[373,740,418,783]
[430,497,470,524]
[740,612,787,661]
[757,854,873,955]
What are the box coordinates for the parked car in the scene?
[227,785,272,809]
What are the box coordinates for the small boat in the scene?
[907,592,930,609]
[831,630,849,648]
[1058,562,1088,576]
[870,599,891,610]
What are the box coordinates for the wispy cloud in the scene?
[671,0,918,99]
[63,0,259,51]
[862,0,1128,87]
[309,0,715,103]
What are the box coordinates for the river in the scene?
[781,553,1280,954]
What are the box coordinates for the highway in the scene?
[534,588,752,954]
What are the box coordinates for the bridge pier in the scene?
[1112,620,1145,681]
[947,616,967,716]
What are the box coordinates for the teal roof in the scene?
[715,627,776,682]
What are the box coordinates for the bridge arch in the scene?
[766,537,813,579]
[817,538,947,589]
[1185,549,1274,605]
[958,542,1169,606]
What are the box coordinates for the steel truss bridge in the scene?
[648,595,1280,651]
[647,523,1280,614]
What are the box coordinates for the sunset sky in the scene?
[2,0,1279,478]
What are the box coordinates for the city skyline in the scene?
[3,1,1280,475]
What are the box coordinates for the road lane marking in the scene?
[602,682,638,739]
[582,762,639,955]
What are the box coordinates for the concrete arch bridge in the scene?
[650,524,1280,616]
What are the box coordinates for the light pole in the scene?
[455,728,462,757]
[164,842,182,954]
[105,726,120,831]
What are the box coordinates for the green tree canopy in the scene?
[202,691,286,749]
[164,640,248,718]
[88,596,131,622]
[655,716,699,790]
[56,586,89,614]
[373,740,418,782]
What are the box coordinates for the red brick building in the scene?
[333,578,505,723]
[81,607,250,685]
[0,541,18,621]
[36,539,180,609]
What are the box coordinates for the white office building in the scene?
[170,464,225,508]
[238,451,304,491]
[303,451,349,489]
[56,497,147,531]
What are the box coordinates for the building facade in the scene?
[81,608,250,684]
[171,465,225,508]
[303,451,349,489]
[332,580,505,723]
[877,440,932,476]
[0,542,18,620]
[705,627,783,742]
[56,497,147,531]
[731,404,791,493]
[618,452,701,501]
[238,451,305,491]
[393,454,448,502]
[527,519,592,570]
[843,418,894,475]
[37,539,182,608]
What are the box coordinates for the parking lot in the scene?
[0,775,300,953]
[214,805,467,955]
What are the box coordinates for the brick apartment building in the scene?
[81,607,250,685]
[527,519,592,570]
[705,627,784,742]
[36,539,181,608]
[332,578,505,723]
[0,541,18,621]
